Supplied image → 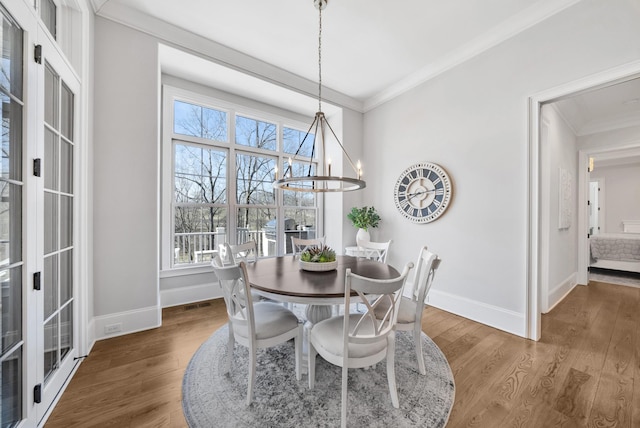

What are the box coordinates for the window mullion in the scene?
[228,110,238,245]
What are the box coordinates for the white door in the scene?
[0,3,27,426]
[0,0,83,425]
[34,34,80,422]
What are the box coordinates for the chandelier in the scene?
[273,0,366,193]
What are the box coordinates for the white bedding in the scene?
[590,233,640,262]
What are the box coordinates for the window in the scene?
[163,86,322,269]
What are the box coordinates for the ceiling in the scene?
[92,0,584,110]
[92,0,640,134]
[553,78,640,136]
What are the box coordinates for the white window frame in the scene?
[161,85,323,272]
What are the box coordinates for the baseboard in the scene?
[427,289,526,337]
[545,272,577,313]
[160,283,222,308]
[93,305,161,341]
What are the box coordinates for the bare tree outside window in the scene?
[173,100,228,264]
[170,98,320,264]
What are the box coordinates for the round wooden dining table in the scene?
[245,255,401,325]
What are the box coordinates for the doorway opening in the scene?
[527,60,640,340]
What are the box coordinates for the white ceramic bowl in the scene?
[299,260,338,272]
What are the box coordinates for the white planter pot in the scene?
[356,228,370,247]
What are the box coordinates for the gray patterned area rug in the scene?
[182,324,454,427]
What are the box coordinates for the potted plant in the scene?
[299,245,338,271]
[347,206,380,245]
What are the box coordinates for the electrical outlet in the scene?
[104,323,122,334]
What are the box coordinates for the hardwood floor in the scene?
[45,280,640,427]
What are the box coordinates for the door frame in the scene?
[527,59,640,340]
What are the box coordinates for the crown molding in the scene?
[578,115,640,136]
[363,0,585,111]
[88,0,109,13]
[95,2,364,113]
[549,102,580,136]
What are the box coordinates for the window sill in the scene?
[160,264,213,279]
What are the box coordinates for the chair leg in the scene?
[225,323,234,374]
[414,325,426,375]
[247,346,257,405]
[341,365,348,428]
[386,335,399,408]
[294,326,302,381]
[308,341,317,389]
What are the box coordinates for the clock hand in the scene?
[406,189,435,199]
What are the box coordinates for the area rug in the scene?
[182,324,454,427]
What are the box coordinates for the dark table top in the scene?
[245,255,400,300]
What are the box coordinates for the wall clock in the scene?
[393,162,452,223]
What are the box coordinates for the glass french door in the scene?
[35,48,78,421]
[0,0,81,425]
[0,4,25,427]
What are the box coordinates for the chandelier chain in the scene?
[318,4,322,112]
[272,0,366,193]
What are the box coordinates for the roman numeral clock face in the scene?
[393,162,452,223]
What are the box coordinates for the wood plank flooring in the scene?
[45,280,640,427]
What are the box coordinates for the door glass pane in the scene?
[0,6,23,425]
[283,208,318,255]
[41,0,57,38]
[60,140,72,194]
[44,128,58,190]
[0,183,22,266]
[60,195,72,248]
[0,5,23,96]
[43,315,58,381]
[60,250,72,304]
[1,267,22,354]
[1,92,23,180]
[1,347,22,427]
[236,153,275,205]
[44,255,58,320]
[44,64,58,128]
[60,303,72,360]
[60,82,73,140]
[44,192,58,254]
[237,208,275,258]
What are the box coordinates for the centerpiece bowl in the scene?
[298,245,337,271]
[299,259,338,272]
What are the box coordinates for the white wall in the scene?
[363,0,640,336]
[93,0,640,338]
[93,18,162,335]
[540,105,578,312]
[92,17,364,334]
[590,163,640,232]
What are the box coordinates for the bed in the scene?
[590,220,640,273]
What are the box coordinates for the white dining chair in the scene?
[374,246,441,375]
[308,262,414,428]
[291,236,325,258]
[351,239,393,313]
[211,255,303,405]
[220,240,259,265]
[357,239,392,262]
